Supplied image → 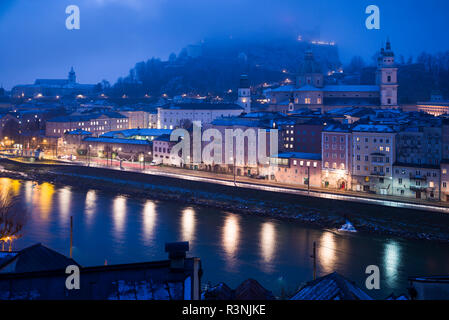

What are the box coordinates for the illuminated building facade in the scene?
[321,123,352,190]
[351,124,396,195]
[264,41,399,113]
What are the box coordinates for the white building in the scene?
[351,124,397,195]
[157,103,243,129]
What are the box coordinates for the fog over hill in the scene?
[109,36,342,98]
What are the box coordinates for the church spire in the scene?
[386,37,391,51]
[68,66,76,84]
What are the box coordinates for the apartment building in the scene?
[45,112,128,137]
[321,123,352,190]
[351,124,396,195]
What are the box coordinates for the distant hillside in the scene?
[109,37,342,98]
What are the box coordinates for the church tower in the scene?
[68,67,76,84]
[237,74,251,113]
[376,40,398,108]
[296,48,324,88]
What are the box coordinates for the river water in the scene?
[3,177,449,299]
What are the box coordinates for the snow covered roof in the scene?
[290,272,373,300]
[0,243,79,274]
[101,128,172,138]
[162,103,243,110]
[66,129,92,136]
[84,137,152,145]
[270,85,296,93]
[0,242,201,300]
[352,124,395,133]
[274,152,321,160]
[323,85,380,92]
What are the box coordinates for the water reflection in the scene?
[318,232,338,274]
[383,240,402,287]
[113,196,127,235]
[37,183,54,220]
[181,207,196,243]
[142,201,157,244]
[222,214,240,269]
[260,222,276,269]
[84,190,96,225]
[24,181,33,204]
[0,178,21,197]
[58,187,72,225]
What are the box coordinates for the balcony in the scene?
[370,172,385,177]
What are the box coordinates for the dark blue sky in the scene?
[1,0,449,89]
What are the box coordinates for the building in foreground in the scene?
[290,272,373,300]
[0,242,201,300]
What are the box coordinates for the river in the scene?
[2,177,449,299]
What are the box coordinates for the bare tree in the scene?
[0,192,26,251]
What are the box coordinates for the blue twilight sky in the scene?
[0,0,449,89]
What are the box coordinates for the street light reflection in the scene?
[318,232,337,274]
[113,196,127,235]
[181,207,196,243]
[260,222,276,265]
[84,190,96,225]
[222,214,240,266]
[383,240,402,287]
[143,200,157,242]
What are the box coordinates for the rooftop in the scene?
[48,112,127,123]
[161,103,243,111]
[101,128,172,139]
[0,243,79,274]
[352,124,395,133]
[274,152,321,160]
[290,272,373,300]
[83,137,152,145]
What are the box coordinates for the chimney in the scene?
[165,242,189,271]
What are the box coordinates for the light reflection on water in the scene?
[2,178,449,299]
[181,207,196,244]
[260,222,276,273]
[84,190,96,226]
[142,200,157,245]
[383,240,402,288]
[222,213,240,270]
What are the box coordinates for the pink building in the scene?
[272,152,322,188]
[321,123,352,190]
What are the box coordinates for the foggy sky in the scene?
[1,0,449,89]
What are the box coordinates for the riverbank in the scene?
[1,159,449,243]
